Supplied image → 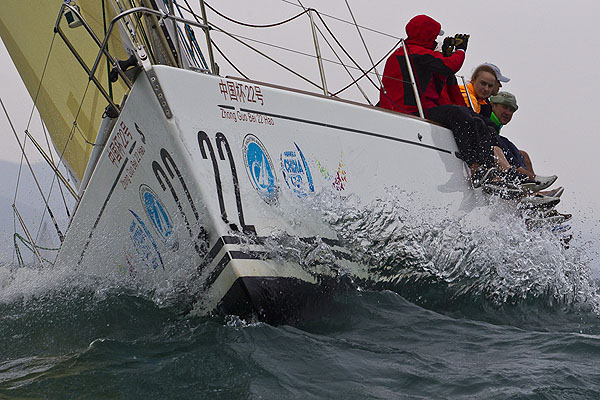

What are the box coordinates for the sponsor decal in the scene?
[316,153,347,191]
[139,184,179,251]
[280,143,314,197]
[333,155,347,191]
[119,246,137,277]
[128,210,164,270]
[243,134,278,202]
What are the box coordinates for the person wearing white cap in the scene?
[480,62,510,95]
[380,15,502,189]
[459,64,498,115]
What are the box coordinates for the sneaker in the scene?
[525,214,571,229]
[560,233,573,248]
[497,166,529,186]
[482,180,524,200]
[542,209,572,221]
[518,195,560,209]
[532,175,558,192]
[540,186,564,198]
[520,182,538,192]
[552,224,572,233]
[472,167,496,188]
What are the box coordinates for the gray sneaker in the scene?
[526,214,571,229]
[532,175,558,191]
[472,167,496,188]
[482,180,523,200]
[541,186,564,198]
[518,195,560,209]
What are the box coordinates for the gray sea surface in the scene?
[1,162,600,399]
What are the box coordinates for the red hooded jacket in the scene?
[379,15,466,114]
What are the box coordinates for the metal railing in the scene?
[400,39,424,118]
[54,3,213,116]
[54,2,426,119]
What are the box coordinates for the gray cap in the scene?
[490,91,518,111]
[480,62,510,83]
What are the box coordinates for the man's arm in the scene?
[411,49,465,76]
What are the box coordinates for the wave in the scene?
[264,187,600,318]
[1,185,598,327]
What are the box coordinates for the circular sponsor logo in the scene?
[280,143,314,197]
[243,134,278,202]
[139,184,179,251]
[128,209,164,270]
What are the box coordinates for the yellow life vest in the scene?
[459,82,487,114]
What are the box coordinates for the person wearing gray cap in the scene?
[488,91,558,193]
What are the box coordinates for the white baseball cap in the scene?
[480,62,510,82]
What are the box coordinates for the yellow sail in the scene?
[0,0,130,184]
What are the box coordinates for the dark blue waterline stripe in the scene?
[239,107,452,154]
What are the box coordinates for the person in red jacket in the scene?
[379,15,465,113]
[379,15,501,188]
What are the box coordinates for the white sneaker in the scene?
[532,175,558,191]
[542,186,564,198]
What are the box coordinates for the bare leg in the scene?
[494,147,535,180]
[516,166,535,180]
[493,146,512,171]
[520,150,535,174]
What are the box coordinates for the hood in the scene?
[405,15,442,49]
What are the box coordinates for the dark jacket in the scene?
[379,15,465,114]
[487,113,527,170]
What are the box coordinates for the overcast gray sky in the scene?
[2,0,599,261]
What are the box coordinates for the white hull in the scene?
[55,66,475,321]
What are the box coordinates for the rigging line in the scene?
[14,233,60,252]
[55,80,93,172]
[203,1,309,28]
[316,24,371,103]
[170,0,204,68]
[182,0,210,67]
[179,2,376,90]
[27,131,75,243]
[210,22,326,93]
[313,11,380,93]
[40,114,72,219]
[332,38,401,97]
[13,205,44,266]
[25,34,57,131]
[344,0,383,89]
[210,39,249,79]
[279,0,402,40]
[32,65,95,246]
[13,32,58,247]
[213,30,381,79]
[295,0,371,104]
[0,94,64,243]
[13,233,59,265]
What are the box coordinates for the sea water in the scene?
[1,191,600,399]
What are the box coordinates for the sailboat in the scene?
[2,0,494,322]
